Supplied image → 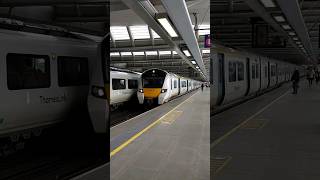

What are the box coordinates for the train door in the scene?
[244,57,250,96]
[216,53,225,105]
[187,80,189,91]
[178,78,181,95]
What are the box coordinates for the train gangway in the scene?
[212,80,320,179]
[110,88,210,180]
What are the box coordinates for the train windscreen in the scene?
[142,69,166,88]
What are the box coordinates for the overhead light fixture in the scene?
[196,66,200,69]
[133,52,145,56]
[293,37,298,41]
[157,17,178,37]
[191,61,196,65]
[183,50,191,57]
[120,52,132,56]
[110,52,120,56]
[273,15,286,22]
[282,24,291,30]
[145,51,158,56]
[260,0,276,8]
[288,32,296,36]
[296,41,301,45]
[298,44,303,48]
[159,51,171,55]
[172,51,178,55]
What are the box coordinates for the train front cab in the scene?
[138,69,171,105]
[87,37,108,134]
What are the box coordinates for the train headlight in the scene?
[161,89,167,93]
[139,89,144,93]
[91,86,106,98]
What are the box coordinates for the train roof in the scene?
[111,67,142,75]
[0,17,96,43]
[141,68,202,82]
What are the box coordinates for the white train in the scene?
[137,68,202,105]
[0,22,108,141]
[211,44,303,110]
[110,67,141,108]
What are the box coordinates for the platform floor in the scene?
[212,80,320,180]
[111,88,210,180]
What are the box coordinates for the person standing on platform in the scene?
[201,83,204,92]
[306,67,315,87]
[291,69,300,94]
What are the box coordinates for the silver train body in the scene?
[137,68,201,105]
[211,44,303,109]
[0,28,107,139]
[110,67,141,106]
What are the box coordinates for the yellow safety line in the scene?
[211,90,289,149]
[110,91,199,157]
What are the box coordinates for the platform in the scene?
[110,88,210,180]
[212,80,320,179]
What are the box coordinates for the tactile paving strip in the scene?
[161,110,183,125]
[241,118,269,130]
[211,156,232,176]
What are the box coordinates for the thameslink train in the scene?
[137,68,202,105]
[0,23,108,141]
[109,67,141,108]
[211,44,303,110]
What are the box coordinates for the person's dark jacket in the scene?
[291,70,300,82]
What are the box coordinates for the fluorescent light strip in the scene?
[172,51,178,55]
[157,18,178,37]
[133,52,145,56]
[260,0,276,8]
[288,32,296,36]
[183,50,191,57]
[145,51,158,56]
[293,37,298,41]
[120,52,132,56]
[110,52,120,56]
[129,25,150,39]
[159,51,171,55]
[191,61,196,65]
[282,24,291,30]
[196,66,200,69]
[274,15,285,22]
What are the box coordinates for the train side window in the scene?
[58,56,89,86]
[228,61,236,82]
[256,64,259,78]
[112,79,126,90]
[128,79,138,89]
[181,81,186,87]
[174,80,177,88]
[237,62,244,81]
[7,53,50,90]
[252,64,256,79]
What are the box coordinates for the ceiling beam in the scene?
[0,0,109,6]
[276,0,316,62]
